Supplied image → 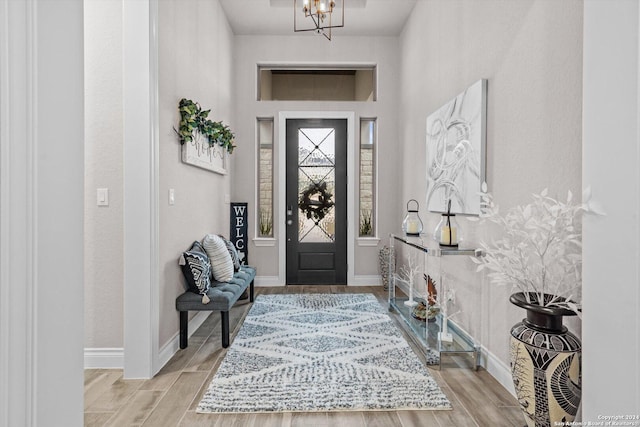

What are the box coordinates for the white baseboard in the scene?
[84,348,124,369]
[479,344,516,398]
[84,311,212,371]
[157,311,212,371]
[255,276,283,287]
[350,275,382,286]
[255,275,383,287]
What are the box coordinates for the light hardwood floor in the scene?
[84,286,523,426]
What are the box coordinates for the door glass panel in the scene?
[297,128,336,243]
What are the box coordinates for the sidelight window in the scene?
[257,118,274,238]
[359,118,376,237]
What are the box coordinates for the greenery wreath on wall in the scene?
[299,182,334,222]
[174,98,236,154]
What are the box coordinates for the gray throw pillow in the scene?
[178,241,212,303]
[219,235,241,272]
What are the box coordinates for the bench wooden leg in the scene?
[221,311,230,348]
[179,311,188,349]
[250,279,255,302]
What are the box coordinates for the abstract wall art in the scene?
[426,79,487,215]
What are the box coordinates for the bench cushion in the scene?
[176,265,256,312]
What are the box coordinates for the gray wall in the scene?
[232,35,402,281]
[158,0,235,346]
[84,0,235,356]
[84,0,124,351]
[398,0,583,387]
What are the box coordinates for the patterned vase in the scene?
[509,292,582,427]
[378,245,395,291]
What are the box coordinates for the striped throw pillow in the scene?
[202,234,234,282]
[219,235,241,272]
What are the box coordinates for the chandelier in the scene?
[294,0,344,41]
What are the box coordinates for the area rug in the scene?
[196,293,451,413]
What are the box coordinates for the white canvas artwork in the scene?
[181,131,227,175]
[426,79,487,215]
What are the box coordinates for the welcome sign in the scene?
[230,202,248,265]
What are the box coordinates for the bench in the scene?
[175,265,256,349]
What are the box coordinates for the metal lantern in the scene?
[433,200,462,247]
[402,199,423,236]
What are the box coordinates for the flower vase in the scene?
[509,292,582,427]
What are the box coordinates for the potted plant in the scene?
[259,208,273,237]
[359,209,373,236]
[174,98,236,154]
[472,187,592,427]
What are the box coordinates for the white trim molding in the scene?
[123,0,160,379]
[84,311,212,369]
[253,238,277,247]
[0,1,37,424]
[357,237,381,247]
[149,0,161,376]
[157,311,211,369]
[478,345,516,398]
[351,275,382,286]
[84,349,125,370]
[278,111,356,286]
[86,312,213,371]
[1,0,85,424]
[582,0,640,416]
[255,276,283,287]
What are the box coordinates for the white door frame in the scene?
[582,0,640,416]
[1,0,85,423]
[122,0,160,379]
[278,111,355,286]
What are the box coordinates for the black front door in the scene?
[286,119,347,285]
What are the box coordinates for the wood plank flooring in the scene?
[84,286,522,426]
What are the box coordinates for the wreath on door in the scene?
[299,182,334,222]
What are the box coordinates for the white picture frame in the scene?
[426,79,487,215]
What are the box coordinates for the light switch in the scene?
[169,188,175,205]
[97,188,109,206]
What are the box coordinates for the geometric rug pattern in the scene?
[197,293,451,413]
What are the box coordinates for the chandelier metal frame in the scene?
[293,0,344,41]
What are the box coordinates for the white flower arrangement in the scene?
[471,186,599,317]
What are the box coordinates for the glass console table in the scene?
[387,233,481,370]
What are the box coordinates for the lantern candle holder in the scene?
[434,199,462,247]
[402,199,423,236]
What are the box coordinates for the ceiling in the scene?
[219,0,417,37]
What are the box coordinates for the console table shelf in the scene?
[387,233,481,369]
